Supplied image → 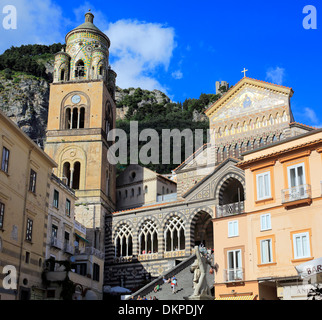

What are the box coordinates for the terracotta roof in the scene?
[113,199,185,214]
[237,137,322,168]
[289,122,318,130]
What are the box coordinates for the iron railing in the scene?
[223,268,244,282]
[281,184,311,203]
[216,201,244,218]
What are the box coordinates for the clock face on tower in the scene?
[71,94,81,104]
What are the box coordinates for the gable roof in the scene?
[205,77,294,119]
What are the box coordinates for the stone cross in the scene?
[241,68,248,78]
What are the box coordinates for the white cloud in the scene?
[171,70,183,80]
[304,107,319,124]
[266,67,285,85]
[0,0,68,53]
[105,19,176,92]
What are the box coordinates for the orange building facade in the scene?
[213,129,322,300]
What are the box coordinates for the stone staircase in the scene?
[128,254,215,300]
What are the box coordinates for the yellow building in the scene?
[213,128,322,300]
[0,109,56,300]
[44,10,117,258]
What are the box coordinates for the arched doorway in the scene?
[217,177,245,217]
[192,211,213,249]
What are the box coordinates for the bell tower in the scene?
[45,11,117,253]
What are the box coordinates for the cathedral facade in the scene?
[43,11,315,292]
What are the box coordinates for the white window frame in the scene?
[260,238,273,264]
[228,220,239,237]
[227,249,243,281]
[293,232,311,260]
[256,171,271,200]
[287,162,306,188]
[260,213,271,231]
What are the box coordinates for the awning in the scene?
[216,295,257,300]
[74,232,89,243]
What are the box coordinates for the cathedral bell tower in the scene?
[45,11,117,253]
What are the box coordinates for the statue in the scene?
[186,245,218,300]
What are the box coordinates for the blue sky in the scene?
[1,0,321,126]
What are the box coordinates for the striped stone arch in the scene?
[188,206,214,225]
[215,171,245,204]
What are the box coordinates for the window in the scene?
[228,220,239,237]
[144,186,148,194]
[227,249,242,281]
[256,171,271,200]
[25,251,30,264]
[93,263,100,281]
[51,225,58,239]
[26,218,33,242]
[29,169,37,193]
[72,263,87,276]
[1,147,10,173]
[0,202,4,229]
[260,239,273,264]
[293,232,311,259]
[53,190,59,208]
[288,163,305,188]
[66,199,71,217]
[260,213,271,231]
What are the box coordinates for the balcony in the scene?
[223,268,244,283]
[281,184,312,208]
[74,220,86,236]
[84,247,105,260]
[216,201,245,218]
[51,237,63,250]
[64,243,74,255]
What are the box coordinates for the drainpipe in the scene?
[16,147,33,300]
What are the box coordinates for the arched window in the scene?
[269,115,274,125]
[72,162,81,190]
[99,66,103,76]
[75,60,85,78]
[240,142,245,153]
[105,103,113,137]
[262,116,267,127]
[234,143,239,158]
[164,216,185,251]
[259,137,264,147]
[65,108,71,129]
[224,126,229,136]
[63,162,71,186]
[228,145,234,158]
[62,161,81,190]
[144,185,148,194]
[79,107,85,129]
[223,146,227,160]
[139,220,158,254]
[115,224,133,257]
[60,69,65,81]
[279,133,284,141]
[247,141,251,151]
[138,187,141,195]
[231,125,235,135]
[272,135,277,142]
[131,188,134,197]
[243,121,247,132]
[282,111,288,122]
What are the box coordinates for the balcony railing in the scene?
[51,237,63,250]
[64,243,74,255]
[216,201,244,218]
[74,221,86,236]
[223,268,244,282]
[84,247,105,260]
[281,184,311,204]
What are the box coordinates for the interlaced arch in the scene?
[114,224,133,257]
[164,216,185,251]
[138,220,158,254]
